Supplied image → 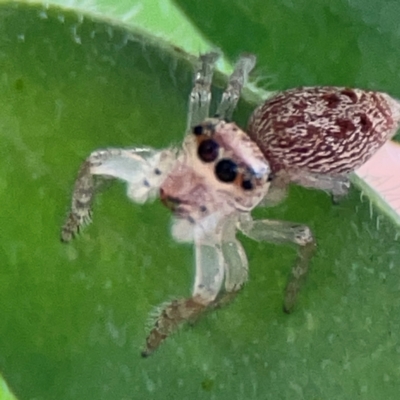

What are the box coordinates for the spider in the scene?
[61,52,400,357]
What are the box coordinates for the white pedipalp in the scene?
[90,147,178,204]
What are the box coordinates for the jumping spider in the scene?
[61,52,400,356]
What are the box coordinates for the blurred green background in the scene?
[0,1,400,399]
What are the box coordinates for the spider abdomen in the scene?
[247,87,400,174]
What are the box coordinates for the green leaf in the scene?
[174,0,400,90]
[0,375,17,400]
[1,1,400,400]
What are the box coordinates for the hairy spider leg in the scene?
[142,214,251,356]
[61,147,173,242]
[215,54,256,121]
[187,52,219,130]
[238,213,316,313]
[142,229,225,357]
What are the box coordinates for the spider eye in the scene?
[192,125,203,135]
[241,179,253,190]
[267,172,275,182]
[198,139,219,163]
[215,159,237,182]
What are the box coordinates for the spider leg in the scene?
[262,169,350,206]
[238,213,316,313]
[215,53,256,121]
[61,147,173,242]
[209,216,248,309]
[289,170,351,202]
[187,52,220,130]
[142,233,225,357]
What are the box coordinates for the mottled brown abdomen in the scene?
[247,87,400,174]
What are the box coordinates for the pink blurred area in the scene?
[356,140,400,217]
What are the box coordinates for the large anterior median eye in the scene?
[215,159,238,182]
[198,139,219,162]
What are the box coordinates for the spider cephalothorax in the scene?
[161,118,271,241]
[61,52,400,356]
